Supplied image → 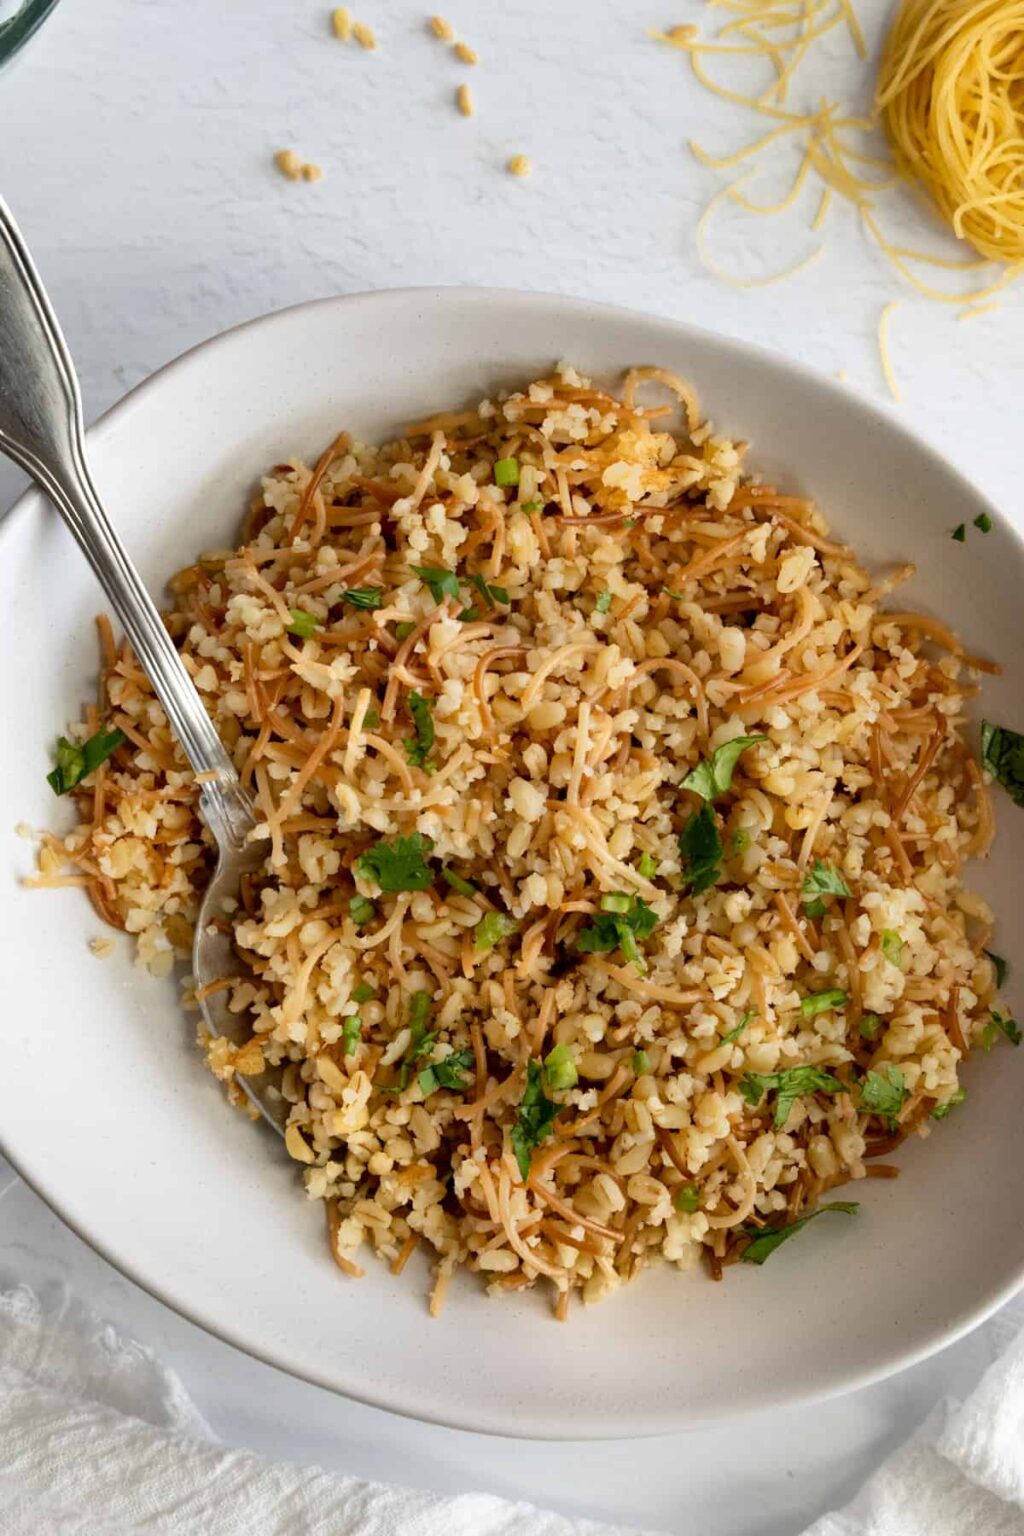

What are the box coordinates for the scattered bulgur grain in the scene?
[456,83,473,117]
[454,40,478,64]
[89,937,115,959]
[302,163,324,182]
[508,154,532,178]
[274,149,303,181]
[430,14,454,40]
[353,20,376,49]
[331,6,352,39]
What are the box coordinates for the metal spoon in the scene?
[0,199,285,1134]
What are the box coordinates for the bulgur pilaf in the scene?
[41,364,1013,1316]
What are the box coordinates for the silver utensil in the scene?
[0,198,285,1134]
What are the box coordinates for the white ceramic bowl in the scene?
[2,289,1022,1439]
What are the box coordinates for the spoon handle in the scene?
[0,198,254,849]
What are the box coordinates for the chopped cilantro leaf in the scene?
[595,589,612,614]
[982,1009,1021,1049]
[404,690,435,770]
[952,524,966,543]
[858,1064,907,1127]
[931,1087,966,1120]
[673,1183,701,1213]
[801,860,852,900]
[739,1065,844,1128]
[974,512,993,533]
[577,895,658,971]
[356,833,435,892]
[474,910,518,951]
[740,1202,858,1264]
[881,930,904,965]
[543,1042,578,1091]
[341,1016,362,1056]
[349,895,376,927]
[981,720,1024,806]
[803,897,827,919]
[494,457,520,488]
[351,982,375,1004]
[467,572,510,608]
[46,727,126,796]
[678,802,722,896]
[721,1009,754,1045]
[859,1013,884,1040]
[681,735,766,802]
[395,621,416,641]
[442,867,477,897]
[985,949,1009,988]
[458,606,480,622]
[286,608,319,639]
[800,988,848,1018]
[341,587,383,610]
[418,1048,475,1096]
[410,564,461,604]
[389,994,437,1092]
[362,708,380,728]
[511,1059,560,1180]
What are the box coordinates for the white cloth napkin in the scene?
[1,1273,1023,1536]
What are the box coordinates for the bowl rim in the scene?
[0,0,61,69]
[2,284,1021,1439]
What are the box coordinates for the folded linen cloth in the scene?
[1,1271,1022,1535]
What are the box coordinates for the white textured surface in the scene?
[1,0,1023,1530]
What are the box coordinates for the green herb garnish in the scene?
[673,1183,701,1213]
[681,735,766,802]
[467,572,510,608]
[637,851,658,879]
[974,512,993,533]
[474,910,519,951]
[511,1059,560,1180]
[859,1064,907,1127]
[494,457,520,488]
[595,589,612,614]
[404,690,435,770]
[800,989,848,1018]
[859,1013,884,1040]
[801,860,852,900]
[46,727,126,796]
[731,829,751,856]
[721,1009,754,1045]
[442,867,477,897]
[389,992,437,1092]
[881,930,904,966]
[356,833,435,892]
[286,608,319,639]
[543,1042,578,1091]
[349,895,376,927]
[632,1049,652,1075]
[410,564,461,604]
[952,524,966,543]
[803,898,827,919]
[576,894,659,971]
[981,1008,1021,1049]
[981,720,1024,806]
[678,802,723,896]
[740,1202,859,1265]
[351,982,375,1004]
[395,621,416,641]
[931,1087,966,1120]
[985,949,1008,988]
[342,587,384,610]
[521,499,543,513]
[418,1048,475,1096]
[363,708,380,728]
[341,1016,363,1056]
[739,1065,844,1128]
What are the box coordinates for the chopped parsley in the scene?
[387,992,436,1091]
[511,1059,560,1180]
[442,866,477,897]
[349,895,376,927]
[739,1065,844,1128]
[985,949,1009,988]
[740,1201,859,1265]
[974,512,993,533]
[632,1049,652,1075]
[858,1064,907,1127]
[341,1016,363,1056]
[637,851,658,879]
[881,930,904,966]
[952,523,966,543]
[981,1008,1022,1049]
[404,690,435,770]
[680,734,766,802]
[395,621,416,641]
[678,802,723,896]
[46,727,126,796]
[410,564,461,604]
[356,833,435,892]
[418,1048,475,1097]
[803,898,827,919]
[859,1013,884,1040]
[521,499,543,513]
[801,860,852,901]
[341,587,383,610]
[351,982,376,1004]
[543,1042,578,1091]
[576,893,658,971]
[363,708,380,729]
[595,588,612,614]
[981,720,1024,806]
[800,988,848,1018]
[931,1087,966,1120]
[458,606,481,622]
[474,910,518,951]
[721,1009,754,1045]
[467,572,510,608]
[286,608,319,639]
[494,456,520,488]
[673,1183,701,1213]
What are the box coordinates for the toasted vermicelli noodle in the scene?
[39,365,1007,1316]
